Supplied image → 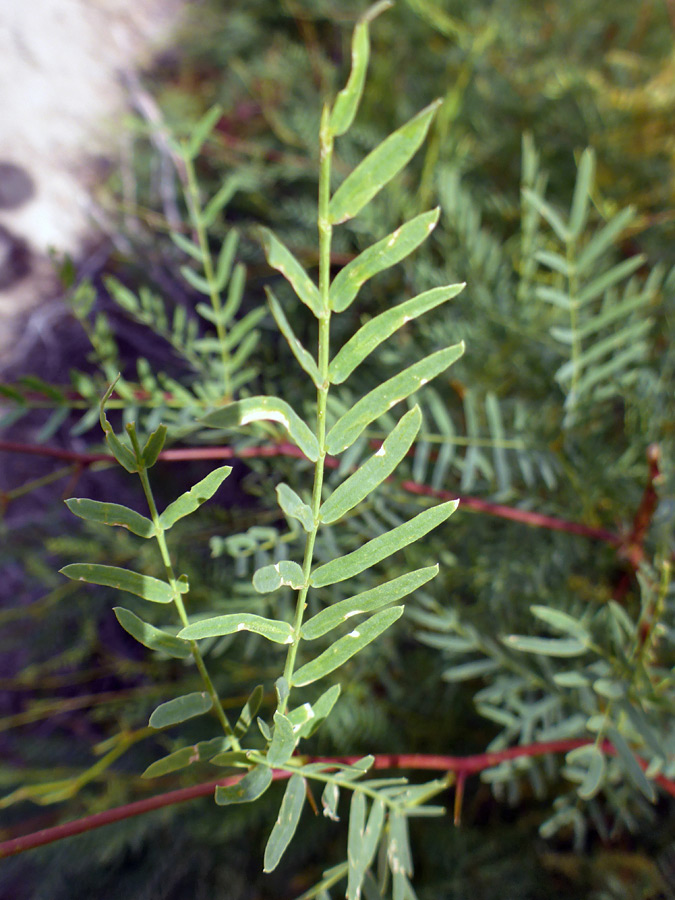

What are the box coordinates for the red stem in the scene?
[0,439,621,545]
[1,741,673,858]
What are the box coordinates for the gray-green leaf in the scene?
[159,465,232,530]
[607,727,655,802]
[326,344,464,454]
[329,283,464,384]
[276,483,314,532]
[302,565,438,639]
[504,635,586,657]
[253,560,306,592]
[60,563,175,604]
[149,692,213,729]
[65,498,154,539]
[113,607,191,658]
[267,712,297,767]
[320,406,421,523]
[329,209,439,312]
[266,288,320,386]
[179,614,294,645]
[329,99,441,224]
[293,607,403,686]
[263,774,307,872]
[202,396,319,462]
[311,500,457,587]
[215,765,273,806]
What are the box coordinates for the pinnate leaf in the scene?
[65,499,154,539]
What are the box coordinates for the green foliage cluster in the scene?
[1,1,674,897]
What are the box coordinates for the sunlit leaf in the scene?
[330,283,464,384]
[141,424,167,468]
[202,396,320,462]
[179,613,294,645]
[329,209,439,312]
[311,501,457,587]
[288,684,341,739]
[303,566,438,639]
[267,712,297,766]
[321,406,421,523]
[253,560,306,592]
[329,99,441,224]
[326,343,464,454]
[293,607,403,686]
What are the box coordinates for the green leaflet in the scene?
[329,283,464,384]
[328,1,391,136]
[179,613,294,645]
[302,566,438,639]
[141,424,167,468]
[568,148,595,238]
[522,187,569,241]
[141,737,229,779]
[149,692,213,729]
[328,99,442,225]
[235,685,264,739]
[267,712,296,766]
[60,563,175,604]
[65,498,154,539]
[607,727,656,802]
[259,227,322,317]
[326,344,464,454]
[99,380,138,473]
[347,795,385,900]
[292,607,404,686]
[287,684,341,739]
[253,560,306,592]
[263,774,307,872]
[201,396,320,462]
[276,483,314,532]
[320,406,422,523]
[577,206,635,273]
[215,765,273,806]
[266,288,320,386]
[185,105,222,159]
[311,500,457,588]
[113,607,191,659]
[329,209,440,313]
[504,635,586,657]
[159,465,232,530]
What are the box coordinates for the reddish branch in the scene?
[1,741,673,859]
[619,443,661,569]
[0,439,622,546]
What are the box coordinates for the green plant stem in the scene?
[132,448,239,747]
[182,150,233,400]
[566,236,581,410]
[280,106,334,710]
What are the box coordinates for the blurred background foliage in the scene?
[1,0,675,897]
